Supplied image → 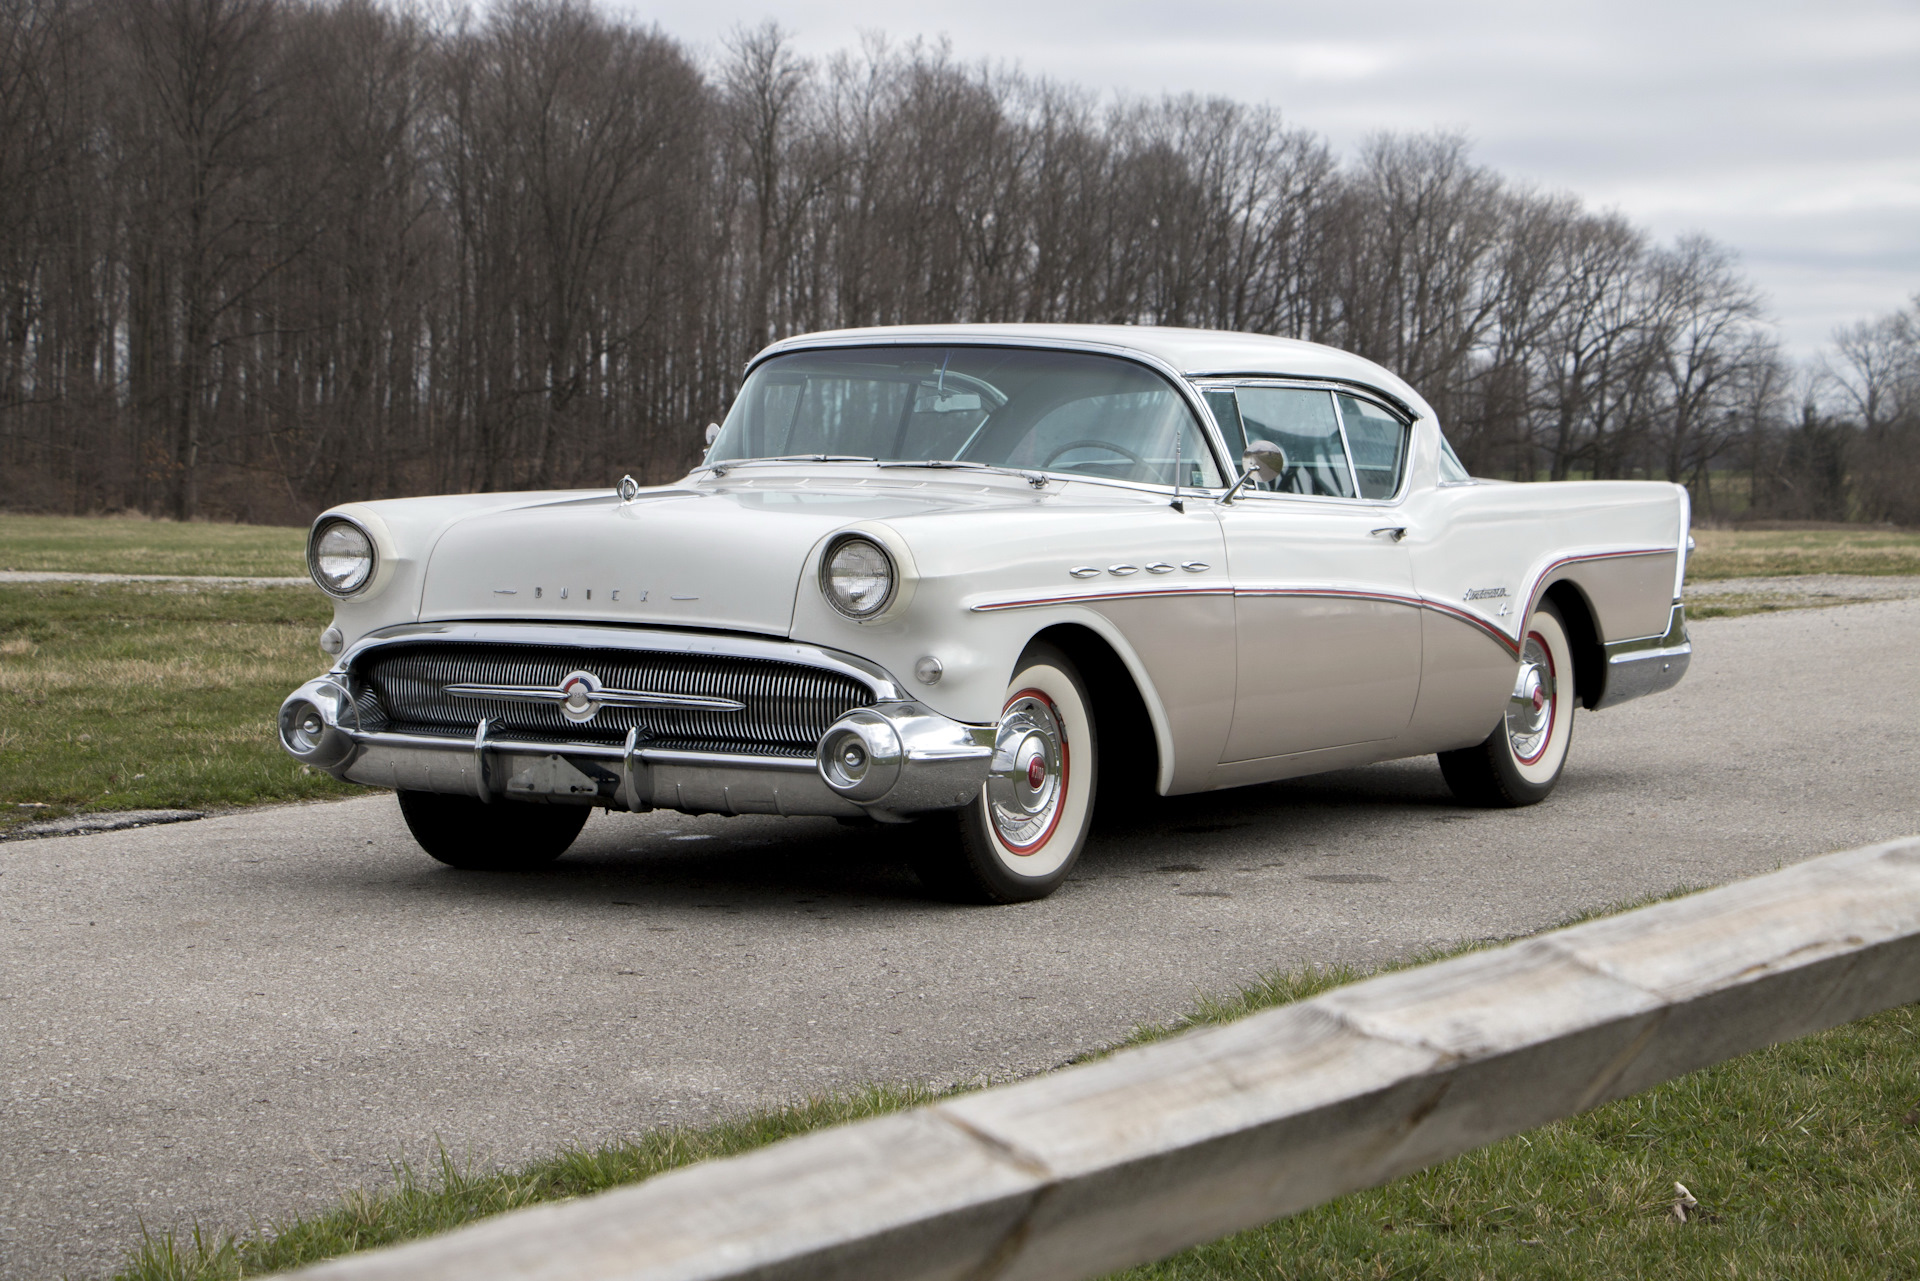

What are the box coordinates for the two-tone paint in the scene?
[284,323,1691,816]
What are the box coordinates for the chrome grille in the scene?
[355,643,872,756]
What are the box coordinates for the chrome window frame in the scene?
[1191,378,1416,508]
[720,336,1235,500]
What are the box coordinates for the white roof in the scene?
[754,323,1435,422]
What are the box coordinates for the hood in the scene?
[416,479,1004,636]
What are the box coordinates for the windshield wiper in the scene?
[704,454,876,477]
[877,459,1051,489]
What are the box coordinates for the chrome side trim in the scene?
[1594,601,1692,710]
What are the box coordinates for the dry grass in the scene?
[0,512,306,576]
[1687,527,1920,580]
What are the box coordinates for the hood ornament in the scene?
[617,475,641,504]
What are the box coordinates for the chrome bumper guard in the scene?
[1594,600,1692,710]
[279,679,994,823]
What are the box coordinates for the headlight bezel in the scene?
[308,515,378,598]
[819,533,897,621]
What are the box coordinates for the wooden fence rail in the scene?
[286,836,1920,1281]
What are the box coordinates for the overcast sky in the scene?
[613,0,1920,362]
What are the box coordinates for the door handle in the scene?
[1370,526,1408,542]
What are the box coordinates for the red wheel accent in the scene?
[1513,631,1555,766]
[996,687,1069,856]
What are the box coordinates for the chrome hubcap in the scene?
[985,694,1064,852]
[1506,638,1555,763]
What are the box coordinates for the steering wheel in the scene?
[1041,439,1148,472]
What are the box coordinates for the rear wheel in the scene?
[395,791,589,870]
[1439,601,1576,807]
[912,643,1096,903]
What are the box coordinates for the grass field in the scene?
[114,939,1920,1281]
[0,513,307,577]
[0,582,356,829]
[1686,526,1920,580]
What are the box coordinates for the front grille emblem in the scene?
[559,671,602,723]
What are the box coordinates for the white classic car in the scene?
[280,325,1691,902]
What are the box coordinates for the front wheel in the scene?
[1439,601,1576,807]
[396,791,589,870]
[912,643,1096,903]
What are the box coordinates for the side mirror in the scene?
[1243,439,1286,484]
[704,423,721,446]
[1220,439,1288,505]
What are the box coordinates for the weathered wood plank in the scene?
[284,836,1920,1281]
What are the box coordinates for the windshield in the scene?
[709,346,1224,488]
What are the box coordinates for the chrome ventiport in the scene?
[1069,566,1101,579]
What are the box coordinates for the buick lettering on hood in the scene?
[281,325,1692,903]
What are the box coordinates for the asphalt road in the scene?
[5,599,1918,1280]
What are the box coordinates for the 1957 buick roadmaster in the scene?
[280,325,1692,902]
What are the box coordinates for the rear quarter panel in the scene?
[1398,479,1686,753]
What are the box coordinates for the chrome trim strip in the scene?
[338,622,906,703]
[445,683,747,713]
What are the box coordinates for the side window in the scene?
[1438,433,1473,484]
[1336,394,1411,499]
[1232,387,1355,498]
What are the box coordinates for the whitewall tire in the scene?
[913,643,1096,903]
[1439,601,1576,807]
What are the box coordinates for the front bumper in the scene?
[1594,600,1692,710]
[277,632,994,822]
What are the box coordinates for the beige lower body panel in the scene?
[1088,594,1238,797]
[1398,610,1518,757]
[1555,551,1678,643]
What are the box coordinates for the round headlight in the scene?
[821,536,895,619]
[309,519,375,597]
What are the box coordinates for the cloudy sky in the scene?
[613,0,1920,361]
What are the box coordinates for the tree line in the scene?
[0,0,1912,524]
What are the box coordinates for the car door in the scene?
[1207,383,1422,762]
